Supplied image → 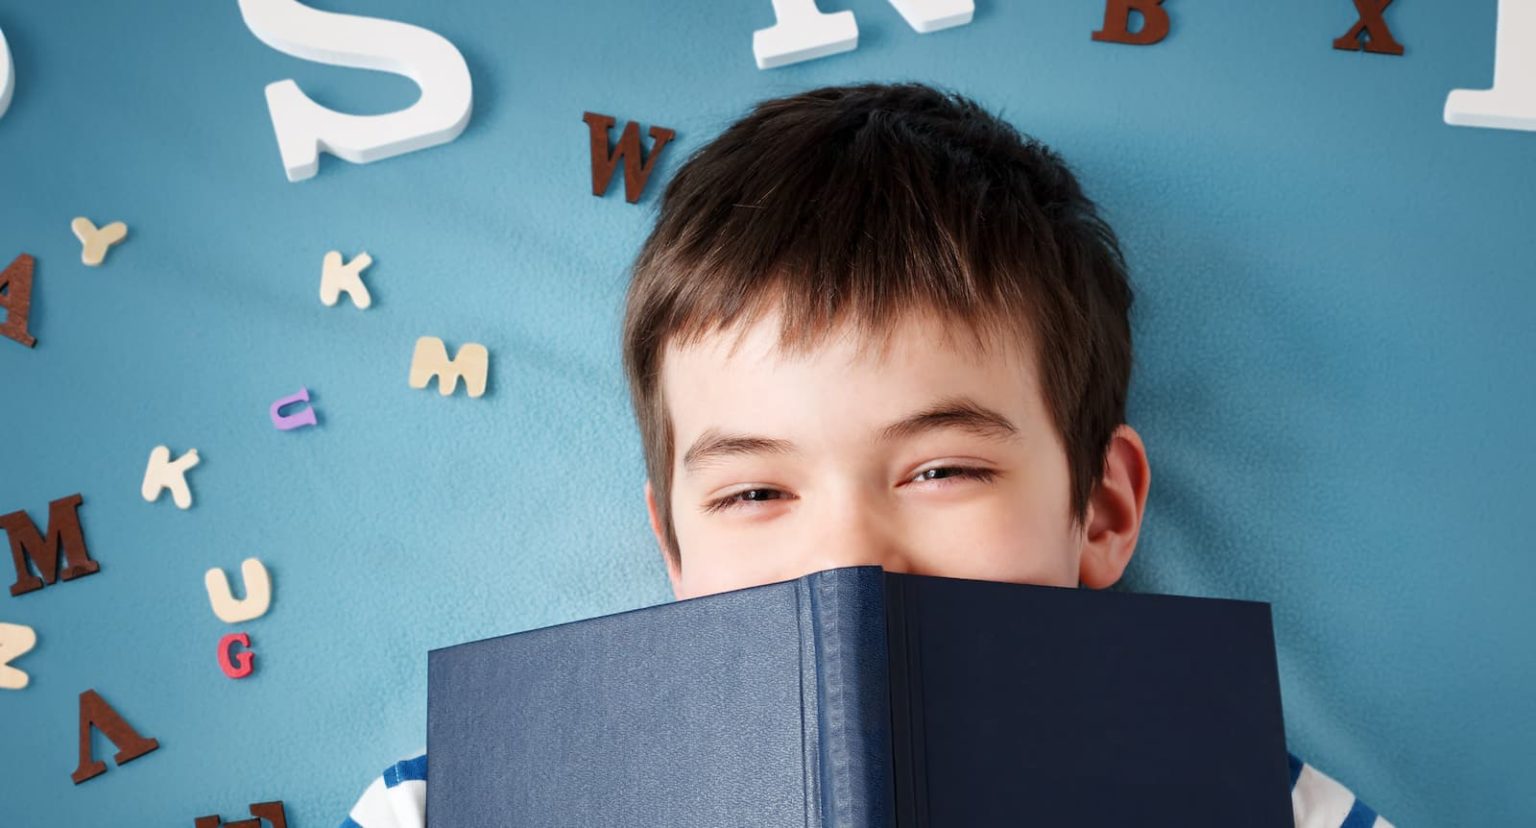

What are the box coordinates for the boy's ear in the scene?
[1078,424,1152,590]
[645,479,684,599]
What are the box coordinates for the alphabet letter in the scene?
[0,622,37,690]
[1445,0,1536,132]
[70,218,128,266]
[195,801,288,828]
[72,689,159,784]
[754,0,858,69]
[141,445,200,509]
[2,493,99,597]
[320,250,373,309]
[886,0,973,34]
[583,112,676,204]
[0,26,13,121]
[754,0,972,69]
[249,802,288,828]
[218,632,255,679]
[1092,0,1170,46]
[0,253,37,348]
[236,0,473,182]
[1333,0,1403,56]
[205,559,273,624]
[409,336,488,398]
[269,387,318,430]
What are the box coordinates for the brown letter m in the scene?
[1,493,101,597]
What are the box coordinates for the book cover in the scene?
[427,566,1292,827]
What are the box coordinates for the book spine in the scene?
[806,567,896,828]
[884,571,928,827]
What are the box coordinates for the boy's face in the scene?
[646,306,1150,600]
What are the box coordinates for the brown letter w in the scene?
[583,112,676,204]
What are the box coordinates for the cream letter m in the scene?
[409,336,488,398]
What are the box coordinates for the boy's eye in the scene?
[911,465,997,485]
[703,487,786,514]
[702,466,997,514]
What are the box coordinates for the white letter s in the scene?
[237,0,473,181]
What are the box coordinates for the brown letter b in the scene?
[1092,0,1170,46]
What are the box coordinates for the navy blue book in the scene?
[427,565,1292,827]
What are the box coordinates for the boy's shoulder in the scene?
[340,752,425,828]
[1287,752,1394,827]
[339,749,1391,827]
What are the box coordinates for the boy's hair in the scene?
[622,82,1134,569]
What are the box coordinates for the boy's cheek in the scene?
[901,506,1080,587]
[675,517,820,597]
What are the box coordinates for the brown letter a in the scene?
[2,493,101,597]
[1,253,37,348]
[72,689,160,784]
[1092,0,1170,46]
[583,112,677,204]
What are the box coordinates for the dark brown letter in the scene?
[0,253,37,348]
[194,800,285,828]
[72,689,159,784]
[2,493,100,597]
[1092,0,1170,46]
[249,801,288,828]
[583,112,676,204]
[1333,0,1404,55]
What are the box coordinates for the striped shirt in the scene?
[340,749,1392,827]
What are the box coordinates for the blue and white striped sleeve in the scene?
[340,752,427,828]
[339,749,1390,827]
[1288,751,1393,828]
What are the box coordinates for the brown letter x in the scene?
[1333,0,1404,55]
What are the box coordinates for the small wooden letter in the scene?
[1092,0,1171,46]
[218,632,255,679]
[583,112,676,204]
[320,250,373,309]
[195,800,287,828]
[70,217,128,266]
[2,493,100,597]
[269,387,318,430]
[141,445,201,509]
[206,558,273,624]
[0,253,37,348]
[409,336,488,398]
[72,689,159,784]
[249,801,288,828]
[1333,0,1403,56]
[0,622,37,690]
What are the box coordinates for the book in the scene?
[427,565,1293,827]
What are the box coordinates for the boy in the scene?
[341,82,1389,828]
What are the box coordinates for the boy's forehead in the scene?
[658,307,1046,448]
[658,306,1057,480]
[663,306,1032,372]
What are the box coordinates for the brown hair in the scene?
[622,82,1134,569]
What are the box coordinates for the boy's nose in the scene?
[820,503,919,575]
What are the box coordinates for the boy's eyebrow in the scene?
[877,396,1021,445]
[682,396,1021,474]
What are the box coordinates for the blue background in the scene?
[1,0,1532,824]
